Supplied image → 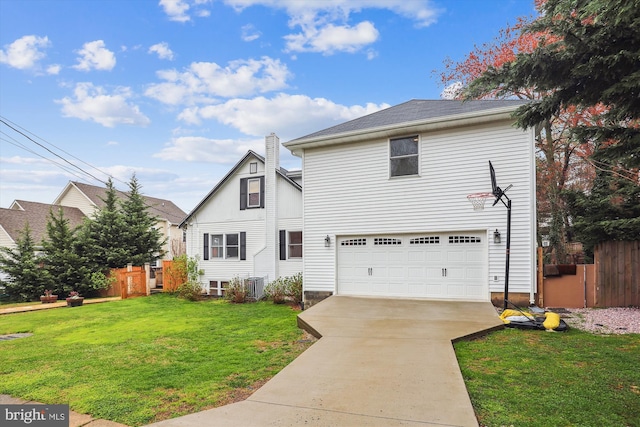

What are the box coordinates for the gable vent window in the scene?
[390,135,419,177]
[374,238,402,245]
[410,236,440,245]
[449,236,482,244]
[341,238,367,246]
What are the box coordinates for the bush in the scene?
[176,281,204,301]
[225,276,248,303]
[285,272,303,304]
[264,277,287,304]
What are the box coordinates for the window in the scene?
[240,177,264,210]
[341,238,367,246]
[390,135,419,177]
[250,162,258,174]
[410,236,440,245]
[210,234,223,258]
[449,235,482,244]
[288,231,302,258]
[226,233,239,258]
[374,238,402,245]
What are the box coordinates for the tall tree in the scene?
[78,178,129,269]
[119,174,166,266]
[41,207,90,296]
[464,0,640,248]
[0,224,50,301]
[438,11,596,263]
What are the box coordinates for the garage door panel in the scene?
[338,232,487,301]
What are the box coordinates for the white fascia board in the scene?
[283,107,519,154]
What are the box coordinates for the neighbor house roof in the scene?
[55,181,187,225]
[180,150,302,228]
[284,99,529,151]
[1,201,86,244]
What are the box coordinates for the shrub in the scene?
[225,276,248,303]
[176,280,204,301]
[285,272,303,304]
[264,277,287,304]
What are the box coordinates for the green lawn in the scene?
[455,327,640,427]
[0,294,313,426]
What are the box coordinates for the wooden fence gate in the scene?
[111,266,148,299]
[594,241,640,307]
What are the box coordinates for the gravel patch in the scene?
[564,307,640,334]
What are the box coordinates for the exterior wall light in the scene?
[324,235,331,247]
[494,229,501,244]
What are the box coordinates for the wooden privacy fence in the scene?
[594,241,640,307]
[111,266,148,299]
[539,241,640,308]
[163,260,186,292]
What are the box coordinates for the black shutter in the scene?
[203,233,209,260]
[240,232,246,261]
[240,178,247,210]
[260,176,265,208]
[279,230,286,260]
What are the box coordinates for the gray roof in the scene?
[1,201,86,244]
[70,182,187,225]
[289,99,529,142]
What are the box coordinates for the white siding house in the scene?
[284,99,537,306]
[180,134,303,295]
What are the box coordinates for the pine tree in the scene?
[119,174,166,266]
[79,178,129,269]
[41,207,91,296]
[0,224,50,301]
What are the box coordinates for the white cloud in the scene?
[241,24,261,42]
[145,56,291,105]
[46,64,62,75]
[154,136,263,163]
[0,35,50,70]
[284,21,379,55]
[224,0,440,55]
[159,0,212,22]
[149,42,175,60]
[56,82,151,127]
[73,40,116,71]
[179,93,390,139]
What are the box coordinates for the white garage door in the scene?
[337,232,487,301]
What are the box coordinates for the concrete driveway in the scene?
[145,296,503,427]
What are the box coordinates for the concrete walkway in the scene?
[145,296,503,427]
[0,297,121,315]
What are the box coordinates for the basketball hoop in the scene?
[467,192,494,211]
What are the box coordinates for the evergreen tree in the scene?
[0,224,50,301]
[466,0,640,168]
[41,207,91,296]
[79,178,129,269]
[464,0,640,248]
[119,174,166,266]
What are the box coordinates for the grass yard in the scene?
[455,327,640,427]
[0,294,313,426]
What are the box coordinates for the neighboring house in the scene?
[180,134,303,296]
[1,201,86,251]
[53,181,187,263]
[283,99,536,307]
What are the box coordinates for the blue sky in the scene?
[0,0,536,212]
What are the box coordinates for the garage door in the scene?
[337,232,487,300]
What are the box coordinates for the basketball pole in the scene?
[494,192,512,310]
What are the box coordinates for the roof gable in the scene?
[180,150,302,227]
[56,181,187,225]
